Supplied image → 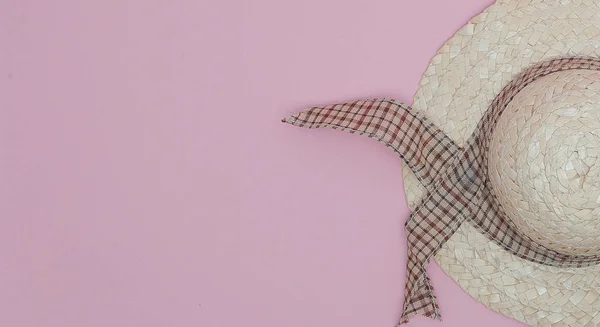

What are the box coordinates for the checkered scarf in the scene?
[283,57,600,324]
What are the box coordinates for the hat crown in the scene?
[489,69,600,255]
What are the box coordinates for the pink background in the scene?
[1,0,528,326]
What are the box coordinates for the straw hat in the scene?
[283,0,600,326]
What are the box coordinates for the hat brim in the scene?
[404,0,600,325]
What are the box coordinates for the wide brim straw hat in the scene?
[283,0,600,326]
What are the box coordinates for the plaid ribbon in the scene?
[283,57,600,324]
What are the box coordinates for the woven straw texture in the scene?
[489,69,600,256]
[402,0,600,325]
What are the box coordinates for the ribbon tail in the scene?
[399,262,440,324]
[282,98,459,188]
[398,176,473,324]
[284,99,469,324]
[398,211,443,324]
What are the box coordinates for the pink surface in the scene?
[1,0,528,326]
